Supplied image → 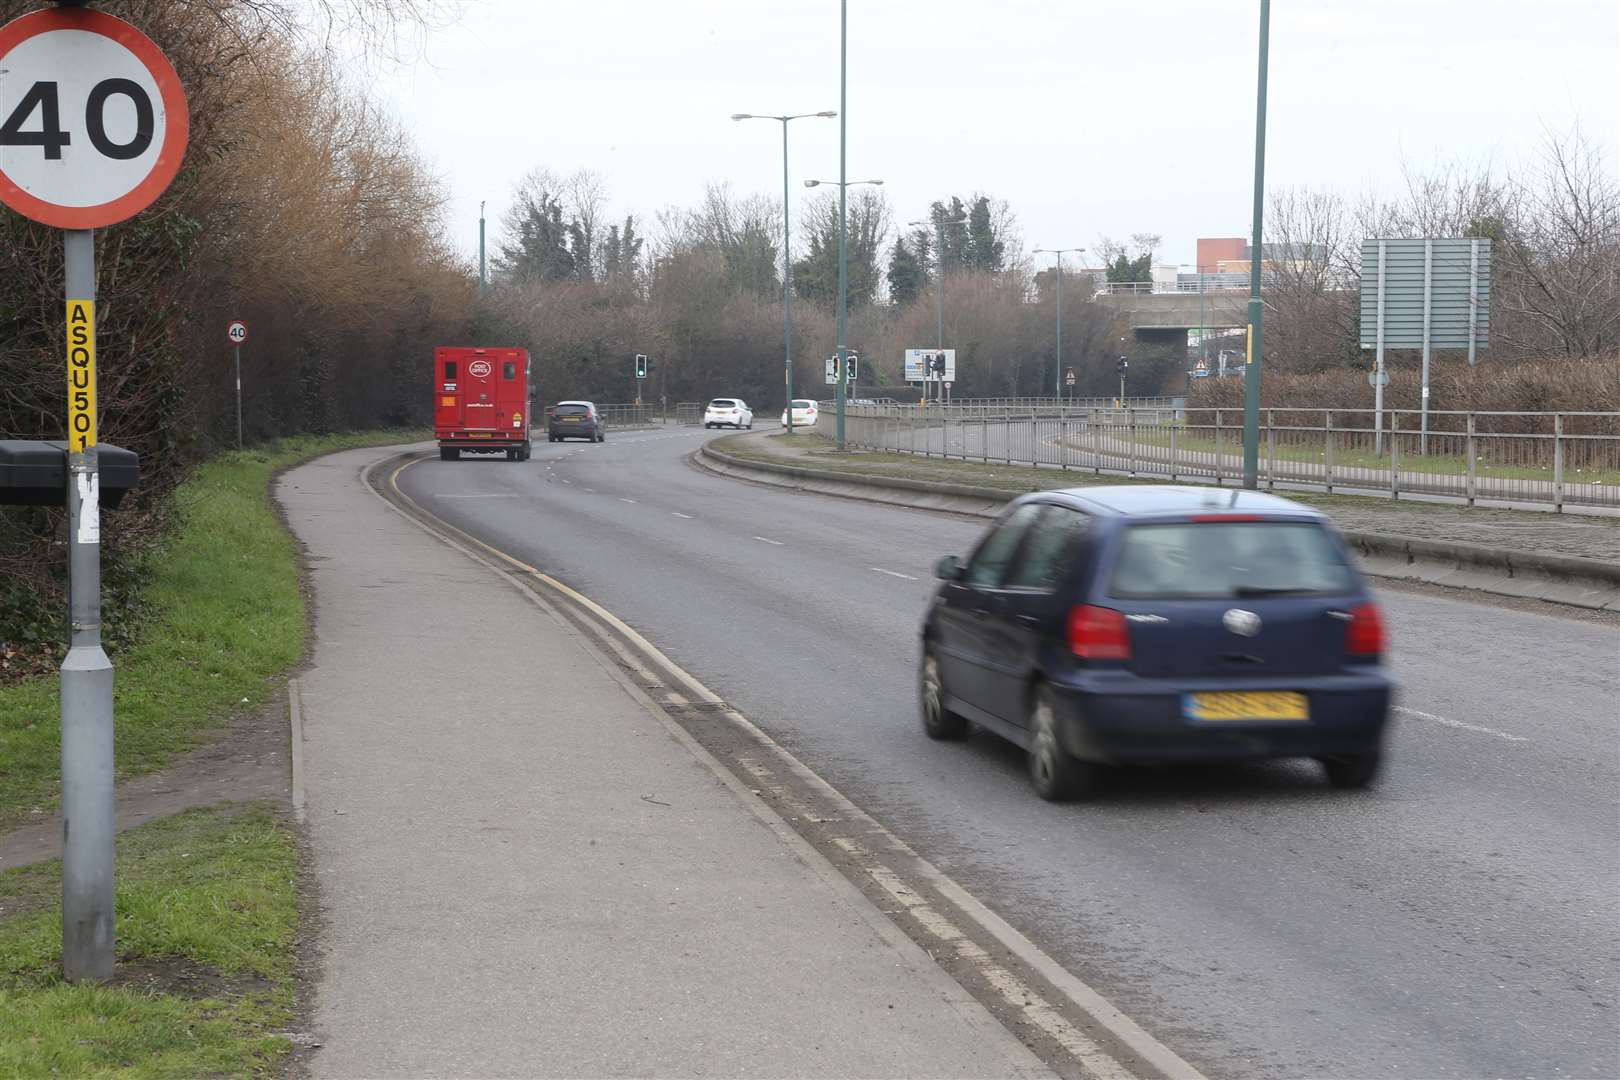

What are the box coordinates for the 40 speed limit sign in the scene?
[0,7,190,228]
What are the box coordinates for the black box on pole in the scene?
[0,441,141,509]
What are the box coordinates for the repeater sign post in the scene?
[0,5,188,983]
[68,300,97,451]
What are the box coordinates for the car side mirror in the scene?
[934,555,964,581]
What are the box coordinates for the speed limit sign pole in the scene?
[227,322,248,448]
[0,5,189,982]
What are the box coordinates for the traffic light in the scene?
[846,350,858,382]
[930,352,946,377]
[634,353,648,379]
[1117,356,1129,376]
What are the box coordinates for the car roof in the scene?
[1028,484,1326,519]
[555,399,594,406]
[709,397,741,402]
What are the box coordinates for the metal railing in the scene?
[832,404,1620,511]
[675,402,704,426]
[823,396,1184,420]
[595,403,664,429]
[1094,278,1269,296]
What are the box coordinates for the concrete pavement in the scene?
[276,445,1049,1079]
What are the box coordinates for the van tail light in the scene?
[1346,602,1385,658]
[1068,605,1131,660]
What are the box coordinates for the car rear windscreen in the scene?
[1108,521,1355,599]
[791,400,814,408]
[553,404,590,415]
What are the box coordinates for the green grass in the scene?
[0,430,426,827]
[0,803,298,1078]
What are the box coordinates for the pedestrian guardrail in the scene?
[834,405,1620,511]
[675,402,703,426]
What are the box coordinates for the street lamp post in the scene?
[1243,0,1271,489]
[805,174,883,449]
[478,200,486,297]
[1034,247,1084,402]
[731,109,837,436]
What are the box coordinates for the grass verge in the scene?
[0,430,426,827]
[0,802,297,1078]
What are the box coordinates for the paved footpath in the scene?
[277,446,1048,1079]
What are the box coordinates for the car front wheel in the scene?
[1028,685,1099,801]
[920,649,969,741]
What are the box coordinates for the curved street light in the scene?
[1034,247,1086,400]
[731,110,838,434]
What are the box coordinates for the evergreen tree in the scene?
[495,187,575,283]
[887,236,924,306]
[964,196,1005,272]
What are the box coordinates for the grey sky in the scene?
[366,0,1619,271]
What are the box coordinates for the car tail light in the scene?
[1068,605,1131,660]
[1346,602,1384,657]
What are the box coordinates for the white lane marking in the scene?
[839,838,1134,1080]
[752,536,785,546]
[671,512,694,519]
[619,497,637,504]
[1394,705,1528,743]
[435,493,518,499]
[871,567,918,580]
[584,488,595,493]
[560,479,571,484]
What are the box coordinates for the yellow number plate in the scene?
[469,432,491,438]
[1185,691,1309,722]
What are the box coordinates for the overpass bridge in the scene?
[1090,282,1248,348]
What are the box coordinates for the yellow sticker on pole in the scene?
[1246,325,1255,365]
[67,300,96,451]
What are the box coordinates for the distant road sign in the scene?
[0,7,190,229]
[226,320,248,345]
[903,348,955,382]
[1368,370,1390,386]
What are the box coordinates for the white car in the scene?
[704,398,753,429]
[781,399,819,427]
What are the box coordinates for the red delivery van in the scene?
[434,346,532,461]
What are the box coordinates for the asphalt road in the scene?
[401,426,1620,1079]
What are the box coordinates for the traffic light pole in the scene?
[62,227,116,983]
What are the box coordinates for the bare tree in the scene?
[1495,127,1620,358]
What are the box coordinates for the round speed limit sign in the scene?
[227,320,248,345]
[0,7,189,229]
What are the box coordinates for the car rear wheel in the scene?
[920,650,968,741]
[439,447,457,461]
[1319,752,1382,790]
[1028,685,1099,801]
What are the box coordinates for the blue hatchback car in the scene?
[920,486,1393,800]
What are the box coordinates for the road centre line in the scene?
[620,497,637,503]
[434,493,518,499]
[1394,705,1528,743]
[871,567,918,580]
[672,512,694,519]
[752,536,785,546]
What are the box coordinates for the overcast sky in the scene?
[363,0,1619,271]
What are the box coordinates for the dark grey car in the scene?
[547,400,605,442]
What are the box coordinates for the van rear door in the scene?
[457,353,500,434]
